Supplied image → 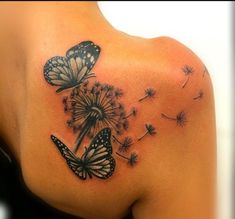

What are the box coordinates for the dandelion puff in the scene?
[116,152,138,166]
[124,107,137,119]
[128,153,138,166]
[161,111,187,127]
[114,136,133,152]
[114,88,124,98]
[182,65,194,88]
[66,82,128,153]
[139,88,156,102]
[182,65,194,75]
[138,124,156,141]
[176,111,187,126]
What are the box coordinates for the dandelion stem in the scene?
[138,132,148,141]
[124,113,132,119]
[116,152,129,160]
[112,135,123,145]
[138,95,148,102]
[73,116,96,153]
[193,95,200,100]
[161,113,176,121]
[182,76,190,88]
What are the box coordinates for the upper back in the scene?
[0,3,216,219]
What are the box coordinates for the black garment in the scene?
[0,146,133,219]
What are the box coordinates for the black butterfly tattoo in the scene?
[51,128,115,180]
[44,41,101,93]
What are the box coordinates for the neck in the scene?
[25,2,115,35]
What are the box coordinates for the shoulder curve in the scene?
[145,35,215,118]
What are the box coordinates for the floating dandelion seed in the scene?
[116,152,138,166]
[139,88,156,102]
[193,90,204,100]
[124,107,137,119]
[161,111,187,126]
[65,82,128,153]
[182,65,194,88]
[114,88,124,98]
[113,136,133,152]
[138,124,156,141]
[122,120,129,131]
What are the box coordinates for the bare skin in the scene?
[0,2,216,219]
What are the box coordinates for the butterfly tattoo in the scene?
[51,128,116,180]
[44,41,101,93]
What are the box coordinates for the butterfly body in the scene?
[44,41,101,93]
[51,128,115,180]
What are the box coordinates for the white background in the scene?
[99,2,233,219]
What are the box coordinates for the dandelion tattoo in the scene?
[138,124,156,141]
[116,152,138,166]
[193,90,204,100]
[181,65,194,88]
[139,88,156,102]
[161,111,187,126]
[124,107,137,119]
[64,82,128,153]
[43,41,154,180]
[112,136,134,152]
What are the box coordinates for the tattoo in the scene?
[116,152,138,166]
[64,82,128,153]
[44,41,100,93]
[51,128,115,180]
[113,135,134,152]
[181,65,194,88]
[124,107,137,119]
[44,41,200,179]
[138,124,156,141]
[161,111,187,126]
[44,41,158,180]
[193,90,204,100]
[139,88,156,102]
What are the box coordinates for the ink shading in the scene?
[44,40,157,180]
[116,152,138,166]
[161,111,187,126]
[193,90,204,100]
[64,82,128,153]
[51,128,116,180]
[124,107,137,119]
[113,136,134,152]
[138,124,156,141]
[44,41,100,93]
[181,65,194,88]
[139,88,156,102]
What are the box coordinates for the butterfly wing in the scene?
[66,41,100,86]
[51,135,88,180]
[81,128,116,179]
[44,56,78,93]
[44,41,100,93]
